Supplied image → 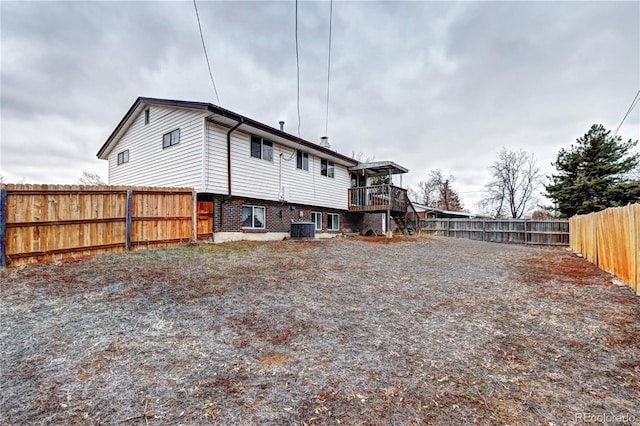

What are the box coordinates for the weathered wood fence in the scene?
[569,204,639,295]
[420,219,570,246]
[0,184,200,267]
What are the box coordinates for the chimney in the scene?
[320,136,330,148]
[279,121,285,131]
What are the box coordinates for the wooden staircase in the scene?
[392,198,420,236]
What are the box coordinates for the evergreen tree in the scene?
[545,124,640,217]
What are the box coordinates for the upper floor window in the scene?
[297,151,309,171]
[250,135,273,161]
[117,150,129,165]
[162,129,180,149]
[321,159,335,178]
[144,108,150,125]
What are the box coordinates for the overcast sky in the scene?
[1,0,639,212]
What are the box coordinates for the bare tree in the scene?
[78,170,106,185]
[0,175,4,184]
[413,170,464,211]
[350,150,375,163]
[478,148,541,219]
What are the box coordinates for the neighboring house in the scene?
[97,97,416,242]
[413,204,484,219]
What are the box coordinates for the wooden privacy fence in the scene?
[420,219,570,246]
[0,184,201,267]
[569,204,639,295]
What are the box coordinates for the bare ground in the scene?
[1,236,639,425]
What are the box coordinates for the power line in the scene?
[613,88,640,137]
[295,0,301,137]
[324,0,333,137]
[193,0,221,106]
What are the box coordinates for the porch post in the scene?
[387,169,392,237]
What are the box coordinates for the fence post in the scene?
[125,189,133,251]
[446,219,451,237]
[0,188,6,268]
[192,190,197,243]
[482,219,486,241]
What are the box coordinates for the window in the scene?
[321,159,335,178]
[242,206,265,229]
[312,212,322,230]
[117,150,129,165]
[327,213,339,231]
[297,150,309,171]
[250,135,273,161]
[144,108,150,125]
[162,129,180,149]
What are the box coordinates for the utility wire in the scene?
[295,0,301,137]
[613,88,640,137]
[324,0,333,138]
[193,0,221,106]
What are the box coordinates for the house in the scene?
[97,97,418,242]
[412,204,484,219]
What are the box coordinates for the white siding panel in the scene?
[205,122,230,194]
[108,106,207,190]
[226,130,350,210]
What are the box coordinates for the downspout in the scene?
[201,116,208,192]
[227,119,243,196]
[221,119,243,234]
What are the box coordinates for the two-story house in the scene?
[97,97,418,242]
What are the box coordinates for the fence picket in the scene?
[420,218,569,246]
[570,204,639,295]
[0,184,195,267]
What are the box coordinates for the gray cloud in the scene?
[1,0,638,210]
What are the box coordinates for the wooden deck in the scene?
[347,185,408,213]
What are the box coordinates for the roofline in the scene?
[97,97,358,166]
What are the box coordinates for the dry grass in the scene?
[1,236,639,425]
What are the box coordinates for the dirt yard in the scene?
[1,236,639,425]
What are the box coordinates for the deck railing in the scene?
[348,185,408,212]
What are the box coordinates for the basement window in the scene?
[297,150,309,171]
[242,206,265,229]
[250,135,273,161]
[162,129,180,149]
[312,211,322,230]
[117,150,129,165]
[327,213,339,231]
[321,159,335,178]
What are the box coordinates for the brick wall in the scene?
[203,195,346,234]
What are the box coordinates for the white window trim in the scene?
[327,213,339,231]
[297,150,309,171]
[117,150,129,165]
[242,205,266,229]
[312,211,322,230]
[250,135,273,161]
[162,128,180,149]
[321,159,335,178]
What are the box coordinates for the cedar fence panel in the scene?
[570,204,639,295]
[420,218,569,246]
[196,201,214,240]
[0,184,195,267]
